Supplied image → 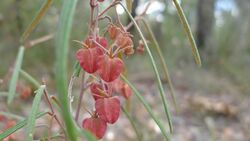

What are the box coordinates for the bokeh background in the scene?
[0,0,249,141]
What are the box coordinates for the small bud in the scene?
[108,25,119,40]
[136,40,145,54]
[124,46,134,56]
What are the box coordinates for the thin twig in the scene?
[75,73,85,123]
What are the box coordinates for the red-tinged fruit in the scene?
[116,35,133,49]
[20,86,32,99]
[108,25,121,40]
[76,48,103,73]
[90,83,112,100]
[113,79,133,99]
[97,55,124,82]
[95,96,120,124]
[0,114,5,121]
[98,0,105,2]
[82,117,107,139]
[4,120,16,129]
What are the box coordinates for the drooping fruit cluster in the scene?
[76,23,134,139]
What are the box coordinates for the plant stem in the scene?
[75,73,86,123]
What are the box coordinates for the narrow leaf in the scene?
[25,85,46,141]
[8,46,25,104]
[0,92,8,97]
[171,0,201,66]
[119,3,173,133]
[126,0,133,13]
[20,69,40,88]
[0,111,24,121]
[73,62,81,77]
[78,128,98,141]
[0,112,47,140]
[121,75,170,141]
[55,0,78,140]
[121,106,142,141]
[140,18,178,112]
[21,0,53,42]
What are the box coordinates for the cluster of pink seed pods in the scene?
[76,23,135,139]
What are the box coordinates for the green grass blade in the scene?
[25,85,46,141]
[0,112,47,140]
[121,106,143,141]
[77,128,98,141]
[0,92,8,97]
[171,0,201,66]
[8,46,25,104]
[20,69,40,88]
[119,3,173,133]
[73,62,81,77]
[125,0,132,13]
[55,0,78,140]
[121,75,170,141]
[0,111,24,121]
[140,18,178,113]
[21,0,53,42]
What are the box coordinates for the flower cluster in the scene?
[76,24,134,139]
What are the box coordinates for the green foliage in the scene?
[121,75,170,141]
[171,0,201,67]
[25,85,46,141]
[121,106,143,141]
[21,0,53,42]
[120,2,173,133]
[0,112,47,140]
[8,46,25,104]
[54,0,78,140]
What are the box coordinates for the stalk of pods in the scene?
[75,0,144,139]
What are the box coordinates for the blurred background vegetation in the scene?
[0,0,249,140]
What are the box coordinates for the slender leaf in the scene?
[121,75,170,141]
[0,92,8,97]
[25,85,46,141]
[73,62,81,77]
[121,106,142,141]
[8,46,25,104]
[140,18,178,112]
[55,0,78,140]
[0,111,24,121]
[171,0,201,66]
[20,69,40,88]
[125,0,133,13]
[0,112,47,140]
[119,2,173,133]
[77,128,98,141]
[21,0,53,42]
